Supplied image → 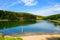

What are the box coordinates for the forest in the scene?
[44,14,60,20]
[0,10,60,21]
[0,10,38,21]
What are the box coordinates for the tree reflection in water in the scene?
[0,20,36,29]
[47,20,60,27]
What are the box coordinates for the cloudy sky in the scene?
[0,0,60,16]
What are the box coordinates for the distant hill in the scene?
[1,10,59,21]
[0,10,35,21]
[0,10,43,21]
[44,14,60,20]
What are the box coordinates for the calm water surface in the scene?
[0,20,60,35]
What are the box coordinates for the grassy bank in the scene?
[0,33,60,40]
[48,20,60,23]
[0,34,23,40]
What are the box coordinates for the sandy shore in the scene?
[5,33,60,40]
[20,34,60,40]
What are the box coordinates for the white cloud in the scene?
[21,0,38,6]
[29,4,60,16]
[0,0,37,10]
[6,0,21,8]
[53,5,60,11]
[3,0,37,9]
[0,0,21,10]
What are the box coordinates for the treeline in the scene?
[0,10,36,21]
[44,14,60,20]
[0,10,60,21]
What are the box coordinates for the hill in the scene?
[0,10,38,21]
[44,14,60,20]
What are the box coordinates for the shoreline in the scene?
[48,20,60,23]
[4,33,60,40]
[0,33,60,40]
[3,32,60,36]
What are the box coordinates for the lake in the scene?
[0,20,60,35]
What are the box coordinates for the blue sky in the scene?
[0,0,60,16]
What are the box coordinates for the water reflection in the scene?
[0,20,60,29]
[0,20,60,35]
[0,20,36,29]
[48,21,60,27]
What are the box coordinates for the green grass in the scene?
[0,34,23,40]
[5,37,23,40]
[5,37,16,40]
[0,34,4,40]
[16,38,23,40]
